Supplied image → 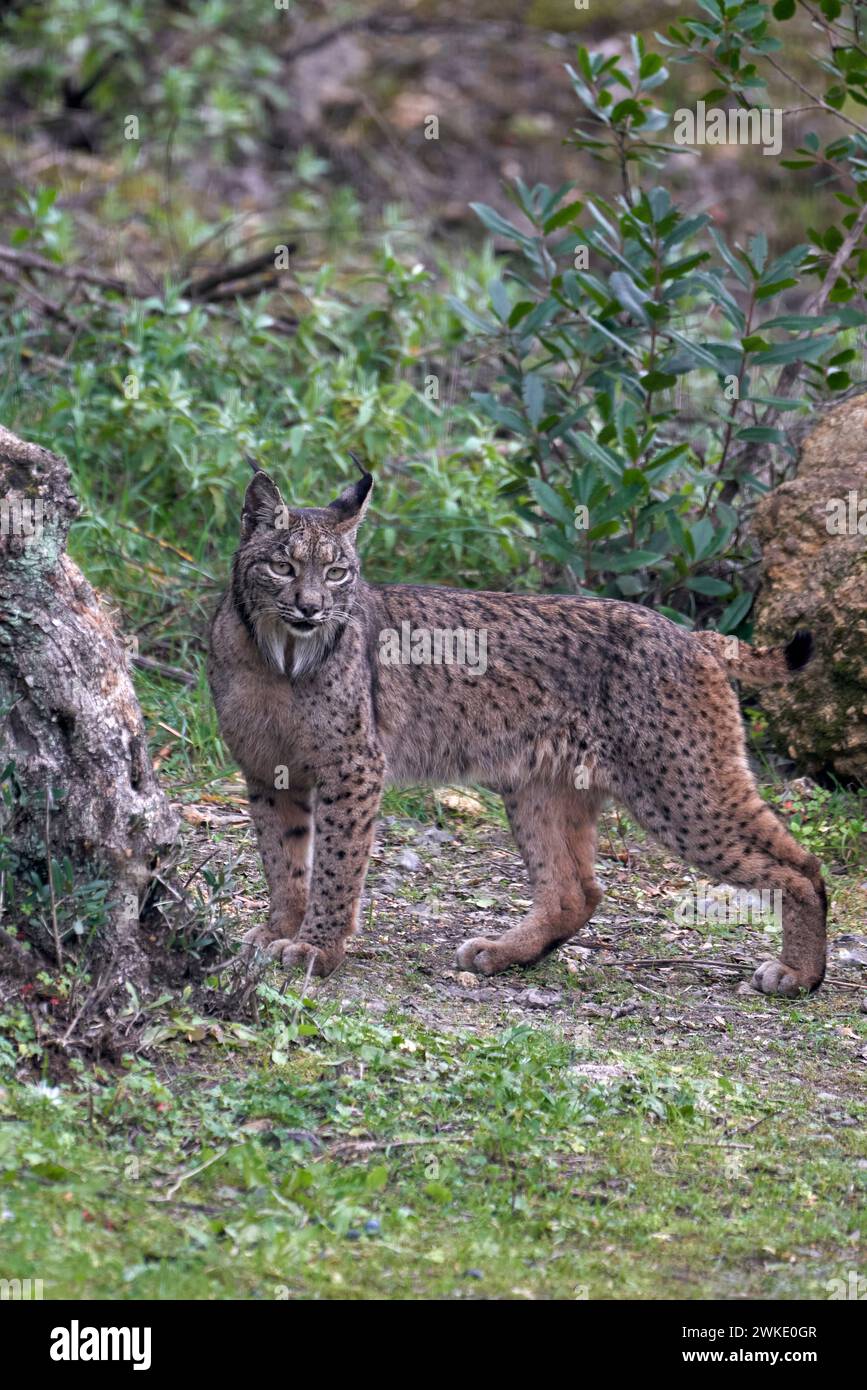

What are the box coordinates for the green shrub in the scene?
[456,19,867,630]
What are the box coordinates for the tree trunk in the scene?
[0,424,178,999]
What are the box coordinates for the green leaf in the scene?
[543,199,584,233]
[424,1182,452,1204]
[709,228,752,287]
[573,432,625,483]
[690,517,715,560]
[609,271,650,322]
[658,605,694,628]
[744,394,807,411]
[490,278,512,322]
[615,574,646,596]
[718,590,753,633]
[611,99,647,126]
[520,298,559,336]
[472,392,528,433]
[522,373,545,428]
[755,278,798,300]
[469,202,533,246]
[748,232,768,276]
[640,52,665,80]
[686,575,733,596]
[447,297,495,335]
[734,425,789,444]
[528,478,575,527]
[752,334,837,365]
[668,329,727,371]
[366,1165,389,1192]
[642,370,678,391]
[602,549,666,573]
[759,313,838,331]
[508,301,534,328]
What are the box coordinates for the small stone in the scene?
[572,1062,627,1083]
[435,788,484,816]
[516,987,562,1009]
[610,999,640,1020]
[417,826,453,846]
[396,848,422,872]
[457,971,479,989]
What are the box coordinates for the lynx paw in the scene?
[243,918,301,954]
[267,939,343,978]
[751,958,820,997]
[243,924,281,956]
[455,937,508,976]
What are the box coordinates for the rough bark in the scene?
[0,424,178,996]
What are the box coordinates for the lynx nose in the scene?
[294,598,322,619]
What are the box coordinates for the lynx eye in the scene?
[269,560,294,577]
[326,565,349,582]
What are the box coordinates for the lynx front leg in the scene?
[269,751,384,978]
[243,779,313,954]
[457,783,604,975]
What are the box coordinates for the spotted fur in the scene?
[207,467,827,996]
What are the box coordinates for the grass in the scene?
[1,774,865,1302]
[1,987,864,1301]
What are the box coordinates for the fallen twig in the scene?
[0,243,127,293]
[614,955,745,974]
[132,653,196,686]
[44,792,63,969]
[184,247,295,299]
[0,240,297,311]
[612,954,865,993]
[163,1145,233,1199]
[0,268,75,325]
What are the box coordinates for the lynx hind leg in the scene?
[457,783,604,976]
[671,795,823,996]
[243,780,312,954]
[620,680,826,997]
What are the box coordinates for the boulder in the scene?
[752,393,867,783]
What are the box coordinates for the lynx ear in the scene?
[327,460,373,535]
[241,465,285,541]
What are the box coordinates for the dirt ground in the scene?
[182,795,867,1098]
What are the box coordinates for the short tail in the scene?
[695,628,814,687]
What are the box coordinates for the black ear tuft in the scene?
[328,464,373,533]
[241,468,284,541]
[784,629,814,672]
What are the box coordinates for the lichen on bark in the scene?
[0,424,178,999]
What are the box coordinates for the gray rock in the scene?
[753,393,867,781]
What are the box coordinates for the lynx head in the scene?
[231,459,373,678]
